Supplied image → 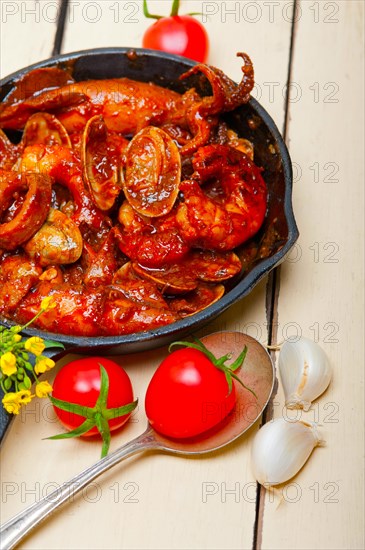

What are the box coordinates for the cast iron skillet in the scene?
[0,48,298,439]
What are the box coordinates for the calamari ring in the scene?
[0,171,52,250]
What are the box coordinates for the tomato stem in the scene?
[47,365,138,458]
[143,0,163,20]
[95,413,111,458]
[169,339,255,397]
[170,0,180,16]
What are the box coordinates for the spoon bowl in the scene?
[151,331,274,453]
[0,332,274,550]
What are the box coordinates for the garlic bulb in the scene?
[279,337,332,411]
[251,418,324,486]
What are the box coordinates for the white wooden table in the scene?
[0,1,364,548]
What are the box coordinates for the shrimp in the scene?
[0,129,20,170]
[82,229,119,287]
[101,279,178,335]
[15,280,105,336]
[18,144,108,231]
[116,202,189,269]
[176,144,267,250]
[15,275,178,336]
[0,255,42,314]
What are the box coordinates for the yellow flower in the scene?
[41,297,57,311]
[0,352,17,376]
[35,356,55,374]
[35,381,53,398]
[13,334,22,343]
[25,336,45,357]
[2,393,21,415]
[16,390,33,405]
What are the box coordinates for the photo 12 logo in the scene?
[200,1,340,24]
[1,1,141,24]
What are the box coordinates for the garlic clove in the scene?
[279,337,332,411]
[251,418,324,486]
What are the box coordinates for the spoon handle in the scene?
[0,428,157,550]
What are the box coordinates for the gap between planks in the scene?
[252,1,300,548]
[53,0,69,55]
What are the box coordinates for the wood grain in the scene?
[259,1,365,548]
[0,0,60,78]
[5,1,362,549]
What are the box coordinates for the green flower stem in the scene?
[21,308,48,330]
[1,304,64,414]
[47,365,138,458]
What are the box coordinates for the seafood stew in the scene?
[0,48,297,348]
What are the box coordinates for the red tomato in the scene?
[145,348,236,438]
[52,357,134,437]
[143,15,209,63]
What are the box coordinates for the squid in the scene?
[0,54,254,156]
[176,144,267,250]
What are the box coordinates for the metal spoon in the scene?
[0,332,274,550]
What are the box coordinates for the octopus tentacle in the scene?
[180,53,254,115]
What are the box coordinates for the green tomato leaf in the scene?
[45,418,95,440]
[48,394,95,419]
[95,365,109,411]
[230,345,248,371]
[104,399,138,421]
[215,353,232,367]
[170,339,255,397]
[169,339,217,365]
[143,0,162,20]
[225,371,233,395]
[231,372,257,398]
[95,413,111,458]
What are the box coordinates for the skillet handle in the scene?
[0,347,65,444]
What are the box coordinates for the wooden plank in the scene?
[259,1,365,548]
[0,0,60,77]
[61,0,291,123]
[0,2,294,549]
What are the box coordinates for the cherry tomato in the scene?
[52,357,134,437]
[143,15,209,63]
[145,347,236,438]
